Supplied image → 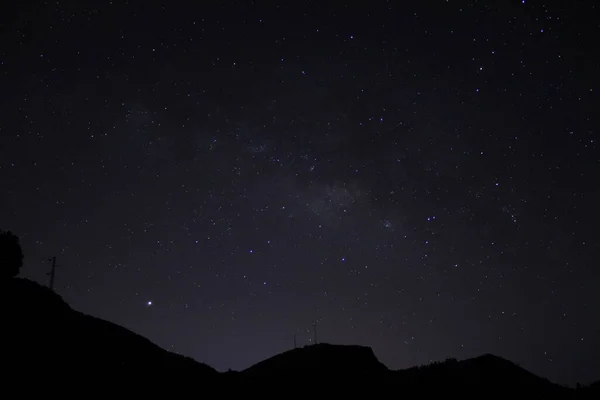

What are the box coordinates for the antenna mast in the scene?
[47,256,58,291]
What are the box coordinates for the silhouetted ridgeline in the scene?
[236,345,569,396]
[2,278,599,396]
[393,354,570,395]
[2,278,217,379]
[242,343,388,378]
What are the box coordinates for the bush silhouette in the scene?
[0,230,24,278]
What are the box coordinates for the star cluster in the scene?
[0,0,598,385]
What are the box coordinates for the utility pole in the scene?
[47,256,58,291]
[313,322,318,345]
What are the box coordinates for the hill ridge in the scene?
[3,278,599,395]
[3,278,217,376]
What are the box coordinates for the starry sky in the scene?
[1,0,598,385]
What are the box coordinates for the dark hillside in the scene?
[2,278,217,378]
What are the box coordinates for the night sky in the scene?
[1,0,598,385]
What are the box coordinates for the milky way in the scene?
[0,0,598,385]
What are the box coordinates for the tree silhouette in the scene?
[0,230,24,278]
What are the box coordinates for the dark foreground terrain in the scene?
[2,278,598,396]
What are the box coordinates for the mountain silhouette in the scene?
[393,353,572,396]
[3,278,217,379]
[242,343,388,378]
[3,277,597,395]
